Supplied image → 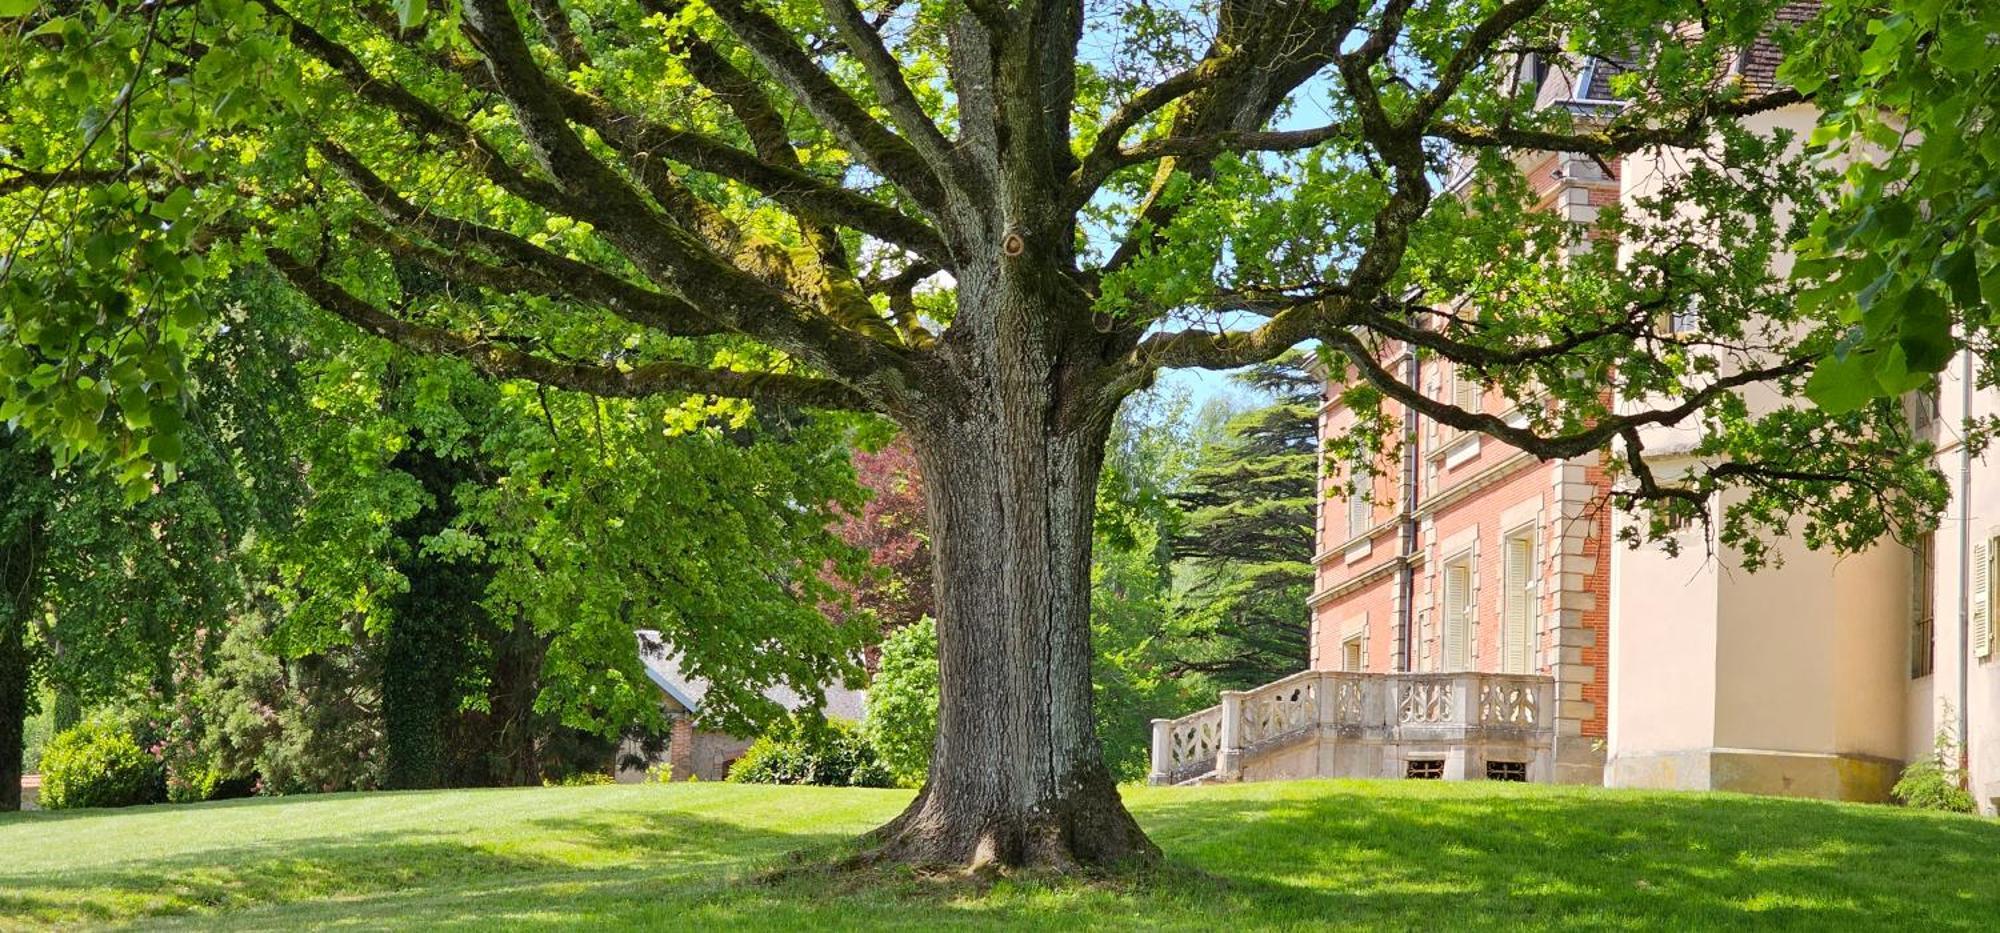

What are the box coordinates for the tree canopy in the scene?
[0,0,1974,865]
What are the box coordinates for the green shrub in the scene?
[727,716,894,788]
[1895,716,1978,814]
[543,770,616,787]
[20,693,53,774]
[861,617,937,785]
[1894,759,1976,813]
[38,720,165,810]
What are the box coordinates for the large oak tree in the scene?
[0,0,1948,865]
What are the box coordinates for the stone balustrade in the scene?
[1149,670,1557,786]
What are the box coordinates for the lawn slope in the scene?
[2,779,1995,930]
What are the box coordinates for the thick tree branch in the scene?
[1413,0,1550,123]
[317,143,725,340]
[554,90,951,261]
[266,0,571,212]
[816,0,961,178]
[1430,88,1810,155]
[1136,295,1342,371]
[349,219,729,339]
[1068,57,1237,208]
[269,252,873,410]
[1320,321,1814,461]
[702,0,952,216]
[0,166,158,197]
[456,0,905,383]
[1097,0,1354,277]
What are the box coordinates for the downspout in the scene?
[1395,344,1421,672]
[1960,346,1973,780]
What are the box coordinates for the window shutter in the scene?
[1444,562,1471,670]
[1347,478,1370,538]
[1976,538,1993,660]
[1454,370,1482,412]
[1503,536,1533,674]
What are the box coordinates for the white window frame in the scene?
[1346,475,1371,540]
[1441,551,1475,672]
[1342,634,1366,672]
[1975,535,1996,663]
[1500,527,1537,675]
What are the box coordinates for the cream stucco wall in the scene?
[1907,356,2000,812]
[1607,511,1720,759]
[1605,103,1914,802]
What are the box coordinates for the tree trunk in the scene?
[0,499,45,813]
[867,292,1157,870]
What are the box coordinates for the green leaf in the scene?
[146,431,184,463]
[0,0,39,17]
[1935,29,1990,75]
[1898,287,1956,372]
[393,0,426,29]
[1873,344,1928,395]
[1937,247,1982,309]
[1805,350,1879,414]
[153,187,194,221]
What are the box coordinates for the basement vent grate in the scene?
[1405,759,1445,780]
[1486,760,1528,782]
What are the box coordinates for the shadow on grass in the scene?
[0,806,850,929]
[13,782,2000,930]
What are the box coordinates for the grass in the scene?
[3,779,1997,930]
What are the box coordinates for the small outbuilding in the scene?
[617,630,868,782]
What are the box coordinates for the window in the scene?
[1501,532,1534,674]
[1667,296,1702,334]
[1910,389,1939,431]
[1406,759,1445,780]
[1442,555,1473,671]
[1661,499,1706,536]
[1976,537,1995,662]
[1346,477,1371,539]
[1911,535,1935,678]
[1342,635,1365,672]
[1486,760,1528,782]
[1452,368,1483,414]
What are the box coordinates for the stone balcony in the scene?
[1148,670,1559,786]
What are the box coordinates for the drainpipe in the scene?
[1395,345,1422,672]
[1960,347,1973,781]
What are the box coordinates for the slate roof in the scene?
[1528,1,1820,111]
[635,630,869,721]
[1731,1,1821,93]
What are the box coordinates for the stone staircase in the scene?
[1148,670,1559,785]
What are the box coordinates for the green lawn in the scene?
[2,779,1995,930]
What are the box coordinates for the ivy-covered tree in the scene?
[1168,357,1316,690]
[0,434,49,811]
[0,0,1949,864]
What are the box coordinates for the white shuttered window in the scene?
[1976,538,1994,661]
[1453,369,1482,412]
[1443,557,1472,670]
[1502,533,1534,674]
[1347,477,1371,539]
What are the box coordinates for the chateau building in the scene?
[1154,6,2000,810]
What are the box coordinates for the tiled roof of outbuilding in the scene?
[635,630,869,722]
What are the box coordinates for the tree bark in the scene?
[865,280,1157,871]
[0,492,45,813]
